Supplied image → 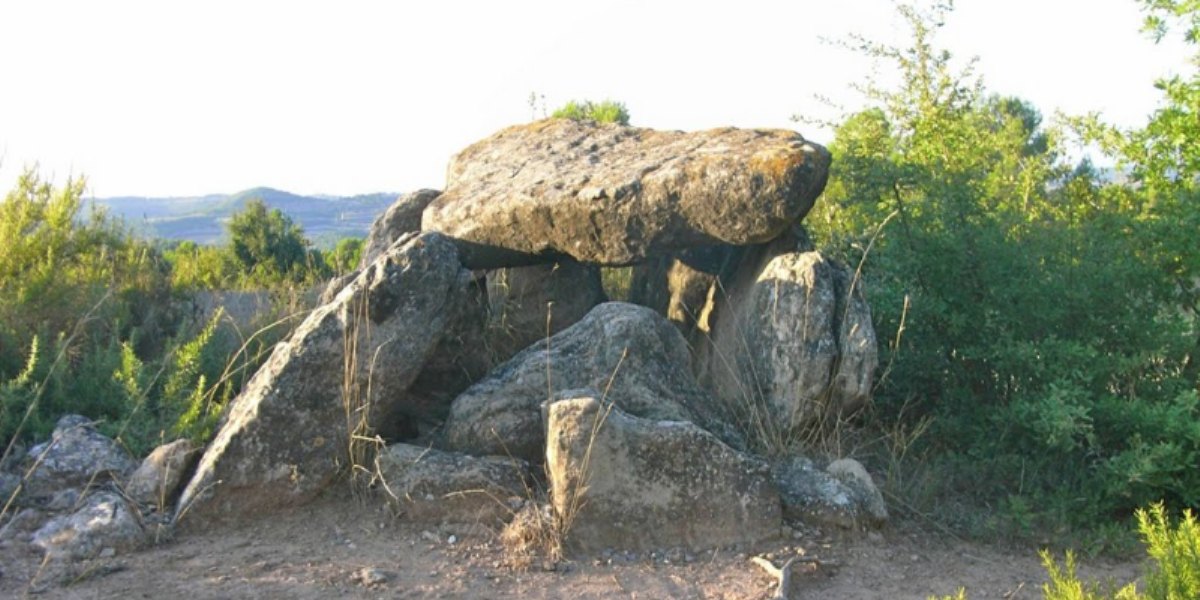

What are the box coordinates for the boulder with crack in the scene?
[177,232,465,525]
[440,302,740,463]
[422,119,830,268]
[699,242,878,433]
[546,394,781,553]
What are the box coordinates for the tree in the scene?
[327,237,363,275]
[811,2,1199,532]
[226,198,310,282]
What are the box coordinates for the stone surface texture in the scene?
[440,302,739,463]
[32,492,146,560]
[126,439,198,506]
[422,119,830,268]
[701,243,878,430]
[23,415,135,498]
[546,395,781,553]
[177,233,464,524]
[375,443,528,526]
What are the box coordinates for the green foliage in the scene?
[1139,504,1200,599]
[551,99,631,125]
[0,170,176,445]
[1040,550,1140,600]
[163,200,338,291]
[227,198,315,283]
[327,237,364,276]
[0,172,291,457]
[812,3,1200,537]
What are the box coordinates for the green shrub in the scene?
[1139,504,1200,600]
[814,2,1199,539]
[551,99,631,125]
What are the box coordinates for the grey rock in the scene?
[771,456,885,530]
[45,488,81,512]
[360,189,442,268]
[422,119,830,269]
[441,302,739,463]
[318,271,358,306]
[375,444,528,526]
[0,508,46,542]
[126,439,198,507]
[826,458,888,525]
[383,270,492,439]
[177,233,464,525]
[545,395,780,553]
[700,244,878,435]
[0,472,18,506]
[23,415,135,498]
[32,491,145,560]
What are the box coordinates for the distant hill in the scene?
[91,187,397,247]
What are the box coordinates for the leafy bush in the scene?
[551,99,631,125]
[813,3,1199,537]
[0,170,176,445]
[0,173,293,456]
[163,198,335,291]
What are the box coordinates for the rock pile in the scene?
[4,118,886,566]
[0,416,198,565]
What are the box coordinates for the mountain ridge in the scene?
[91,187,398,246]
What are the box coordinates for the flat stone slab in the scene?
[422,119,830,268]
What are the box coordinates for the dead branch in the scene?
[751,555,796,600]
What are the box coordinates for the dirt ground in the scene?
[0,490,1142,600]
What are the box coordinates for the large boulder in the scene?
[359,189,442,268]
[23,415,136,499]
[177,233,465,524]
[546,395,781,553]
[375,444,528,527]
[440,302,739,463]
[484,260,607,360]
[699,242,878,433]
[422,119,831,269]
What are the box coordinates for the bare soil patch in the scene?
[0,490,1140,599]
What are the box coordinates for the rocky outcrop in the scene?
[422,119,830,268]
[126,439,198,507]
[771,456,887,530]
[375,444,528,526]
[440,302,739,463]
[360,189,442,268]
[177,233,465,524]
[699,241,878,431]
[545,395,780,553]
[23,416,136,499]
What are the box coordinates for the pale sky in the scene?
[0,0,1190,198]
